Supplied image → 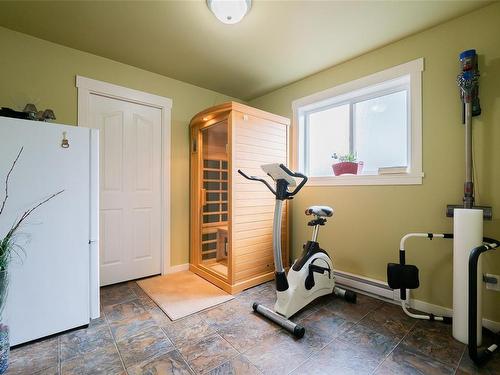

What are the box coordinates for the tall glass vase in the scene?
[0,270,8,374]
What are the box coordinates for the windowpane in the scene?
[296,61,423,185]
[307,104,350,176]
[354,91,407,173]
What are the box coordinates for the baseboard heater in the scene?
[333,270,396,301]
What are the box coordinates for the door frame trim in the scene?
[76,75,173,279]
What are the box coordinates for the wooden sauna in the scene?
[190,102,290,294]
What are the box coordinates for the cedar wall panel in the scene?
[232,111,289,283]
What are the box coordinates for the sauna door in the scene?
[198,121,229,279]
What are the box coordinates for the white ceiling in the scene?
[0,1,490,100]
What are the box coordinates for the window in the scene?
[294,58,423,185]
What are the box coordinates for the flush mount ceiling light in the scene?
[207,0,252,24]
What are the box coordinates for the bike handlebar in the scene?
[237,169,277,196]
[278,164,308,196]
[237,164,308,199]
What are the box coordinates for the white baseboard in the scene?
[334,270,500,332]
[483,318,500,332]
[409,298,452,318]
[409,298,500,332]
[168,263,189,274]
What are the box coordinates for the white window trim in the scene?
[292,58,424,186]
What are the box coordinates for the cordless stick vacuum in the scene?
[446,49,492,218]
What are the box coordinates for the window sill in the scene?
[306,173,424,186]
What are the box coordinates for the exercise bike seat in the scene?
[305,206,334,217]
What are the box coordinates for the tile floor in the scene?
[6,280,499,375]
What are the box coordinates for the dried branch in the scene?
[6,190,64,238]
[0,148,64,272]
[0,147,23,216]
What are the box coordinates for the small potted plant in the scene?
[331,152,364,176]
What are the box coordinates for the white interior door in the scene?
[89,94,162,285]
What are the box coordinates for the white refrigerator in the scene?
[0,116,99,346]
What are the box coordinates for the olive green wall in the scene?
[250,3,500,322]
[0,26,238,267]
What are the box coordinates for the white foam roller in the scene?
[453,208,483,345]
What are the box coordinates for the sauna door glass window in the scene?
[200,122,229,278]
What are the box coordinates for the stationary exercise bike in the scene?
[238,163,357,338]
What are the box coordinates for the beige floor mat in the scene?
[137,271,234,320]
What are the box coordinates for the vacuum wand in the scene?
[464,100,473,209]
